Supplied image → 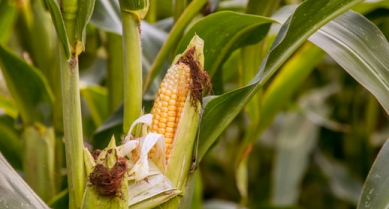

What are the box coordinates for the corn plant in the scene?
[1,0,389,208]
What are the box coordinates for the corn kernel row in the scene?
[149,62,191,162]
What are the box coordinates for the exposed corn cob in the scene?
[149,62,191,161]
[149,36,211,164]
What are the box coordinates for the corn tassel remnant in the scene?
[149,46,211,162]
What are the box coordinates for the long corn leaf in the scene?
[175,11,276,78]
[75,0,96,50]
[308,10,389,114]
[0,116,22,170]
[44,0,71,59]
[0,153,50,209]
[0,45,54,125]
[358,139,389,208]
[198,0,364,161]
[0,0,17,44]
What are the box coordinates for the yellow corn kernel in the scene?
[149,62,191,161]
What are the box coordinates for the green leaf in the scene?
[75,0,96,50]
[90,0,121,34]
[358,139,389,209]
[0,153,50,209]
[259,43,326,134]
[316,151,363,204]
[0,94,17,118]
[44,0,71,59]
[80,85,108,127]
[272,85,335,205]
[175,11,276,78]
[308,11,389,115]
[0,0,18,44]
[199,87,255,160]
[47,189,69,209]
[352,0,389,14]
[189,172,203,209]
[0,45,54,125]
[198,0,364,161]
[236,156,248,204]
[0,115,22,170]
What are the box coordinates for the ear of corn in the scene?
[149,35,210,168]
[88,35,210,208]
[148,36,210,205]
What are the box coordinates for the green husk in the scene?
[162,35,206,208]
[128,162,180,208]
[82,137,129,209]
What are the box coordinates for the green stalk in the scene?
[59,0,86,208]
[145,0,157,23]
[173,0,188,22]
[60,50,85,209]
[23,125,56,202]
[121,12,142,133]
[119,0,148,133]
[106,32,124,114]
[143,0,208,93]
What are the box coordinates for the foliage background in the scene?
[1,0,389,208]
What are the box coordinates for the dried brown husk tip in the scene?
[177,46,212,111]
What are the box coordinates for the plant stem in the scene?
[106,32,124,114]
[23,126,56,202]
[173,0,188,22]
[60,0,85,207]
[143,0,208,93]
[145,0,157,23]
[60,49,85,209]
[121,12,142,133]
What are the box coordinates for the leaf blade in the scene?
[75,0,96,51]
[358,139,389,209]
[0,45,54,125]
[308,11,389,114]
[0,153,50,209]
[44,0,71,59]
[175,11,276,78]
[198,0,364,161]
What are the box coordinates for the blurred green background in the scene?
[1,0,389,208]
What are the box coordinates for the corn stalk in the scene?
[119,0,149,133]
